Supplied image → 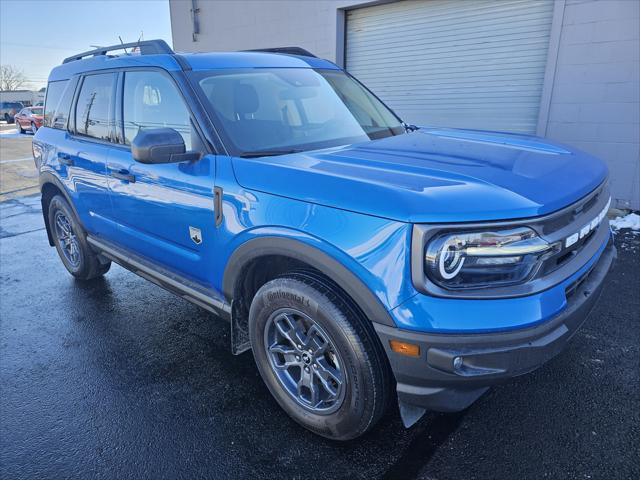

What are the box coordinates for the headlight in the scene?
[32,142,43,168]
[425,227,559,289]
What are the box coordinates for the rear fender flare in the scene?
[39,172,81,247]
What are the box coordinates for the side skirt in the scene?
[86,235,232,320]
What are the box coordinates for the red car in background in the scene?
[15,106,44,134]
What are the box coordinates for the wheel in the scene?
[48,195,111,280]
[249,272,392,440]
[30,122,37,134]
[16,120,24,134]
[4,113,10,123]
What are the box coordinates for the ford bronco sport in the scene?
[34,40,616,440]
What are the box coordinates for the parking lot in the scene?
[0,130,638,479]
[0,123,39,201]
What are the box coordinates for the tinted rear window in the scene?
[44,80,74,129]
[75,73,115,141]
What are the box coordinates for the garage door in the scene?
[345,0,554,134]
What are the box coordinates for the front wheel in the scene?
[48,195,111,280]
[30,122,37,134]
[249,272,392,440]
[16,120,24,134]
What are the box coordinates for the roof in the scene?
[48,51,340,82]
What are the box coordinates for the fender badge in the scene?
[189,226,202,245]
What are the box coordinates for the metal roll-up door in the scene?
[346,0,554,133]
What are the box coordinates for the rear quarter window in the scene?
[44,80,74,129]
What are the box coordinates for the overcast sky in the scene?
[0,0,172,90]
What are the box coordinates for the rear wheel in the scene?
[48,195,111,280]
[249,272,392,440]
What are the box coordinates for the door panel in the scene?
[61,137,114,235]
[106,149,217,286]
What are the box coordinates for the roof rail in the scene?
[63,39,174,64]
[243,47,317,58]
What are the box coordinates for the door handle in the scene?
[57,152,73,166]
[109,168,136,183]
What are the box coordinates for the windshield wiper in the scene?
[238,149,301,158]
[403,123,419,132]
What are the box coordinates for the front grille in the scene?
[541,227,598,276]
[533,182,609,280]
[540,183,606,235]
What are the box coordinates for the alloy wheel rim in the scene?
[264,308,346,414]
[54,211,80,268]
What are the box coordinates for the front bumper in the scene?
[375,239,616,414]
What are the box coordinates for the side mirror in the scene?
[131,128,200,164]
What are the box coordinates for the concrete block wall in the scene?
[545,0,640,209]
[169,0,369,62]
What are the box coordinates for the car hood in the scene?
[231,128,608,223]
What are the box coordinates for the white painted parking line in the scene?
[0,157,34,165]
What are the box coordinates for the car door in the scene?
[15,108,26,128]
[106,69,217,287]
[59,72,117,236]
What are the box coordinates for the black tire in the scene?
[48,195,111,280]
[4,113,11,123]
[249,272,392,440]
[16,120,24,134]
[30,122,37,134]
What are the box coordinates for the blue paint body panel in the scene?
[232,127,608,223]
[37,50,611,337]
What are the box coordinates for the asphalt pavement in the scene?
[1,195,638,480]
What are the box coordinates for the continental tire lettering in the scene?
[267,290,311,307]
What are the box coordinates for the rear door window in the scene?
[75,73,116,141]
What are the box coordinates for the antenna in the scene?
[118,36,129,55]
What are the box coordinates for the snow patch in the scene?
[0,128,31,138]
[610,213,640,233]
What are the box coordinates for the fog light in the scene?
[389,340,420,357]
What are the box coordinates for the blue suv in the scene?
[34,40,616,440]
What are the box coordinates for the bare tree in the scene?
[0,65,27,91]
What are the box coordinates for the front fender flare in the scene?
[222,235,396,327]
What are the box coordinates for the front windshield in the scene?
[30,107,43,115]
[192,68,405,156]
